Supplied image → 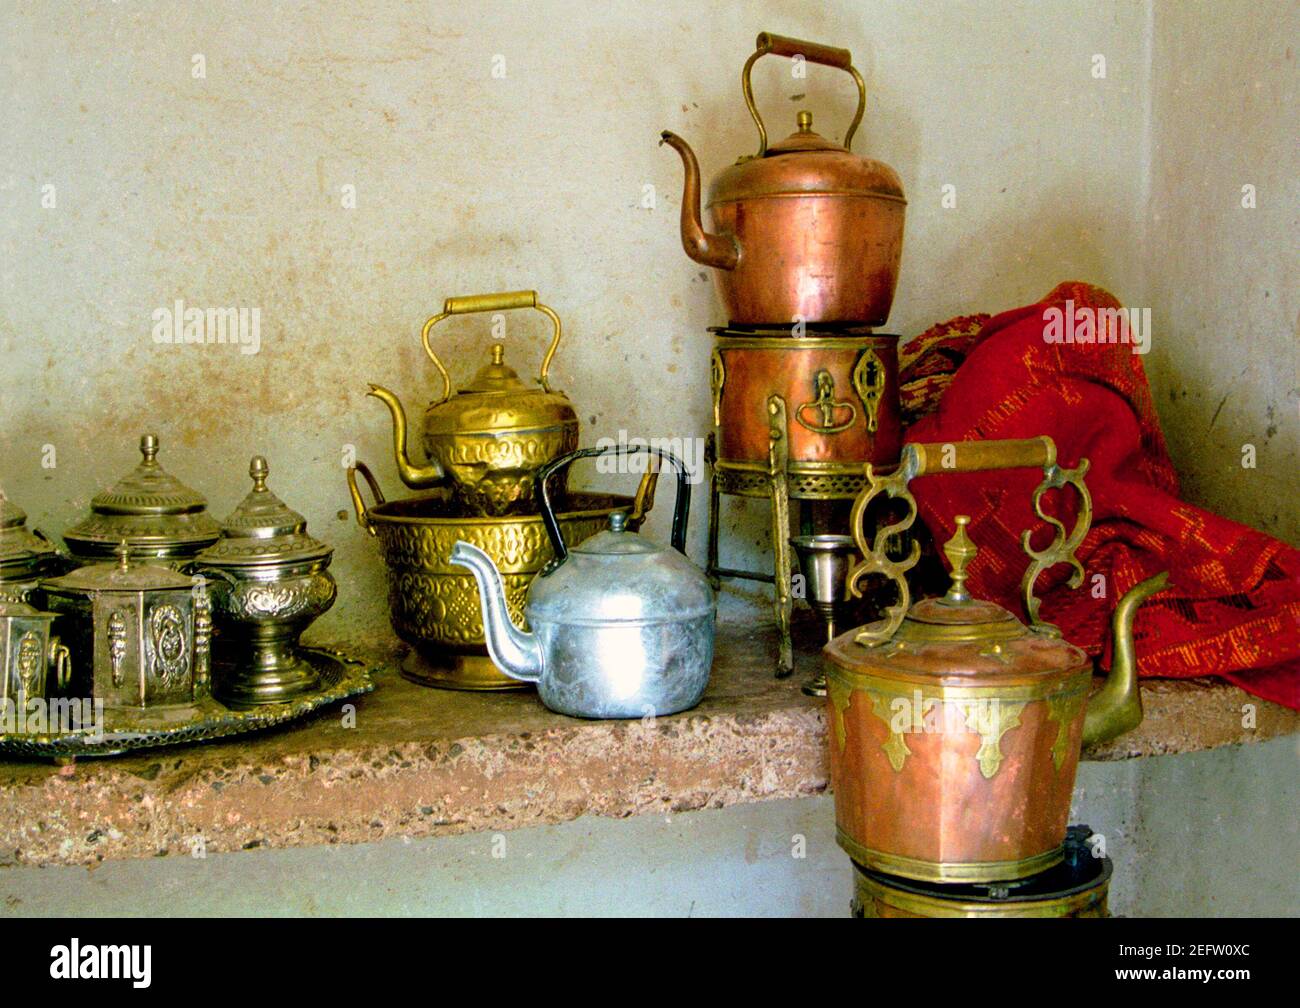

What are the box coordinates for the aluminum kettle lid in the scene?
[572,510,662,555]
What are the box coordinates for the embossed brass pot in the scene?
[711,331,900,469]
[661,33,905,325]
[348,461,655,691]
[192,457,336,707]
[824,438,1169,883]
[63,434,220,567]
[369,290,579,516]
[41,543,211,709]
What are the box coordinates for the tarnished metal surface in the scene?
[451,445,715,718]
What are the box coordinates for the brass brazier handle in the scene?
[741,32,867,156]
[420,290,565,403]
[847,436,1093,644]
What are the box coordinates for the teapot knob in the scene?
[608,511,628,533]
[941,516,976,603]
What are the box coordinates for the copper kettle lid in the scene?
[195,456,331,567]
[826,517,1086,684]
[710,110,906,206]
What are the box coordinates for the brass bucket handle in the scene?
[346,461,386,537]
[742,32,867,157]
[420,290,564,404]
[847,436,1093,644]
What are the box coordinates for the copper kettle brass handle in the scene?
[848,436,1093,643]
[420,290,564,404]
[742,32,867,156]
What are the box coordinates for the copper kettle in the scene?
[823,438,1170,883]
[661,33,906,326]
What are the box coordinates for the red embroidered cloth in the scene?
[899,282,1300,709]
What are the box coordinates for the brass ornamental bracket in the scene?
[847,436,1093,644]
[420,290,564,403]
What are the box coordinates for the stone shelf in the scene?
[0,622,1294,867]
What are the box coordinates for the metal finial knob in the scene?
[942,515,976,603]
[797,110,813,132]
[490,343,505,365]
[140,433,159,462]
[249,455,269,491]
[608,511,628,533]
[115,539,131,571]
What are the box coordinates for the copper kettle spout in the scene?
[659,131,739,271]
[366,384,445,489]
[1082,571,1170,747]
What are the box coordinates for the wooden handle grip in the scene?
[906,436,1056,477]
[756,32,852,70]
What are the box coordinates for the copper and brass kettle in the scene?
[661,33,906,325]
[823,437,1170,884]
[368,290,580,516]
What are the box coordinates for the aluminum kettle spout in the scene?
[449,540,544,684]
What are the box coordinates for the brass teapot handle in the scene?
[420,290,564,404]
[847,436,1093,644]
[742,32,867,156]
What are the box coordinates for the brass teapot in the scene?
[369,290,579,516]
[661,33,906,325]
[823,437,1170,884]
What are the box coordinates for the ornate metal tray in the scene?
[0,646,376,760]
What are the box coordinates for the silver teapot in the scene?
[451,445,714,719]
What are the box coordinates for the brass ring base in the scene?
[400,648,530,692]
[837,828,1065,884]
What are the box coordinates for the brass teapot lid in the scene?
[195,456,331,567]
[0,492,61,581]
[424,342,577,439]
[63,434,221,559]
[826,517,1086,686]
[45,541,194,594]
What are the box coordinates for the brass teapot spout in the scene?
[1082,571,1170,747]
[659,131,739,271]
[366,384,445,490]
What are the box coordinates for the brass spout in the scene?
[659,131,739,271]
[1082,571,1170,747]
[366,384,445,490]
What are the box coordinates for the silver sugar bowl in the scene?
[0,595,72,708]
[192,456,336,707]
[41,542,211,709]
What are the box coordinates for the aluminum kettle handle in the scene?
[536,444,691,572]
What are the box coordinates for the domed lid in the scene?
[0,492,61,581]
[194,456,331,567]
[63,434,221,559]
[44,541,194,594]
[527,512,714,625]
[824,517,1086,686]
[424,343,578,438]
[709,110,906,206]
